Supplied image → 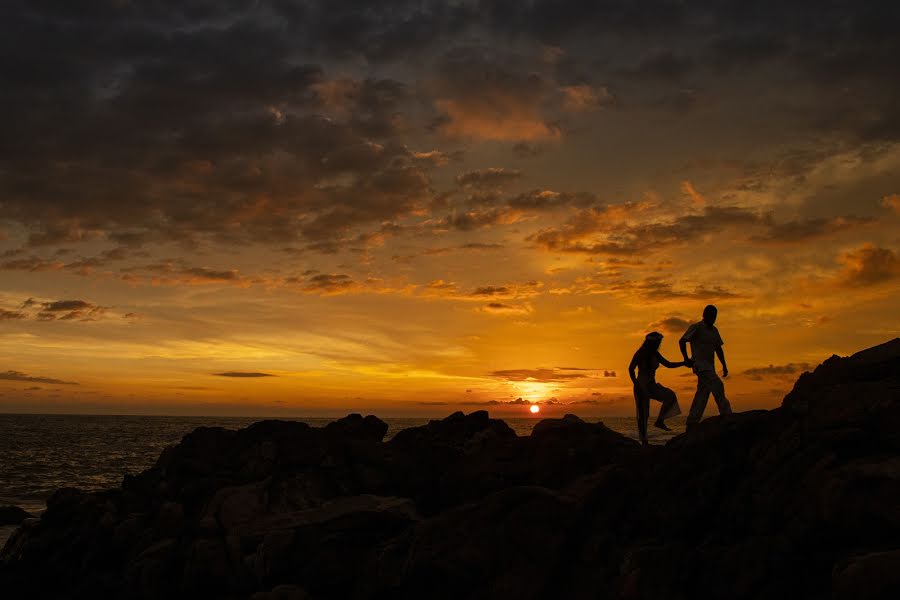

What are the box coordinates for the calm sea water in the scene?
[0,413,684,545]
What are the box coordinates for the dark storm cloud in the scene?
[456,168,523,189]
[1,1,434,249]
[627,51,695,81]
[2,0,898,252]
[428,46,560,141]
[0,370,78,385]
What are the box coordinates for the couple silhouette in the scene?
[628,305,733,445]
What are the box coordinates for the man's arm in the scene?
[679,324,695,367]
[679,340,694,367]
[715,346,728,377]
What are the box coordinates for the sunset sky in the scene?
[1,1,898,416]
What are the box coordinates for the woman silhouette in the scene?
[628,331,687,445]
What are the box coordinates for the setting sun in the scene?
[529,404,540,414]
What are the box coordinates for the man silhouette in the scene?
[680,305,732,429]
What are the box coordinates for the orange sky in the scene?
[1,2,899,416]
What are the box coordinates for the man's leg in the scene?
[709,372,733,415]
[686,373,712,425]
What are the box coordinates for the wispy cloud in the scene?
[490,368,590,382]
[213,372,276,378]
[0,370,78,385]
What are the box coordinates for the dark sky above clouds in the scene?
[1,1,898,414]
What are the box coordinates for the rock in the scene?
[0,506,33,526]
[183,537,233,593]
[2,339,899,599]
[833,549,900,600]
[374,486,577,600]
[323,413,388,441]
[782,337,900,427]
[251,584,313,600]
[153,501,184,539]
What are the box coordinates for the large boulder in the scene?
[0,506,33,527]
[782,337,900,429]
[371,486,577,600]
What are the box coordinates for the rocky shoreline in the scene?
[2,339,898,599]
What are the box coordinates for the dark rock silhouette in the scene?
[0,506,33,527]
[2,339,899,599]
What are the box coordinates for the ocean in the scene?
[0,413,685,546]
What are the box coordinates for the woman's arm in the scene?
[657,352,686,368]
[629,352,640,383]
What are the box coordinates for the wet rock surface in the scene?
[2,339,899,599]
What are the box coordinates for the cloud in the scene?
[435,207,527,231]
[530,205,762,255]
[742,363,812,381]
[0,309,26,320]
[213,372,276,378]
[882,194,900,214]
[430,47,561,142]
[603,370,617,378]
[490,368,589,382]
[461,396,540,406]
[0,370,78,385]
[508,189,597,211]
[629,50,695,81]
[0,257,65,272]
[571,274,742,302]
[680,181,706,207]
[569,397,618,406]
[302,273,359,295]
[478,302,534,316]
[530,203,874,256]
[560,84,613,112]
[456,168,522,189]
[837,245,900,287]
[749,216,873,244]
[25,299,109,321]
[42,300,95,312]
[648,315,693,334]
[182,268,242,282]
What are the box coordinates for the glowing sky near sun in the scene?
[1,2,898,416]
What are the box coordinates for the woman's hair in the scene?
[637,332,663,364]
[642,331,663,349]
